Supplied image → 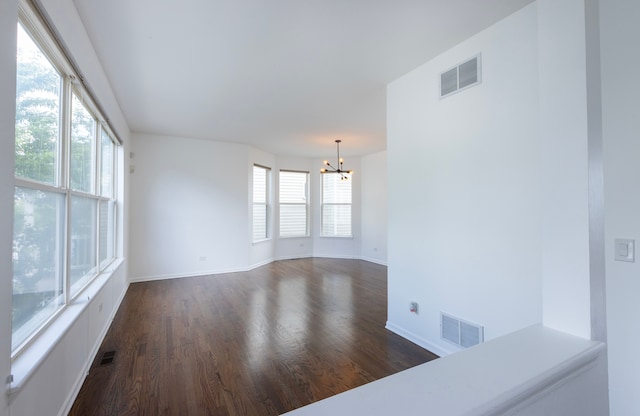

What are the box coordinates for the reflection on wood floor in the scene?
[69,258,438,415]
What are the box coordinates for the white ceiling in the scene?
[73,0,533,157]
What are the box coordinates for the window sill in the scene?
[252,238,273,245]
[319,236,353,239]
[8,257,125,398]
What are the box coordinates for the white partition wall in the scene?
[601,0,640,414]
[361,151,388,265]
[387,3,542,356]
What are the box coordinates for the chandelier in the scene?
[320,140,353,180]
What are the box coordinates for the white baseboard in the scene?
[247,257,276,270]
[385,321,455,357]
[275,254,313,261]
[131,255,388,283]
[359,256,388,266]
[130,265,255,282]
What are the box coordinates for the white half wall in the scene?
[386,3,542,356]
[129,134,252,280]
[361,150,387,265]
[0,2,18,415]
[601,0,640,414]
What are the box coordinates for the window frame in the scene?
[252,164,271,243]
[12,3,119,358]
[320,172,353,238]
[278,170,309,238]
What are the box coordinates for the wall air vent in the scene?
[441,312,484,348]
[440,54,482,98]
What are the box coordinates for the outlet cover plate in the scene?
[615,239,635,262]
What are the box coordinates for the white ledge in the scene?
[7,258,125,399]
[283,325,606,416]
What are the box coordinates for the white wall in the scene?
[386,4,542,356]
[361,151,387,265]
[129,136,373,277]
[601,0,640,414]
[0,2,18,416]
[129,134,252,280]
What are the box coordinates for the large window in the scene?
[321,173,352,237]
[279,170,309,237]
[12,16,118,355]
[252,165,270,242]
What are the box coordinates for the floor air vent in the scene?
[99,350,116,366]
[441,312,484,348]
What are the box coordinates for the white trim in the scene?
[278,235,311,240]
[130,256,388,283]
[251,237,272,245]
[359,256,388,266]
[385,321,455,357]
[8,258,125,398]
[130,264,267,283]
[313,253,357,260]
[275,254,314,261]
[247,258,275,270]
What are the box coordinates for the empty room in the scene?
[1,0,639,415]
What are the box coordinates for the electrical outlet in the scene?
[199,256,207,262]
[410,302,419,314]
[99,302,103,313]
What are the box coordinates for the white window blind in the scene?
[252,165,269,241]
[279,170,308,237]
[321,173,352,237]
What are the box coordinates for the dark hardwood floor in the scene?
[69,258,438,415]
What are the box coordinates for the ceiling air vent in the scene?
[440,54,482,98]
[441,312,484,348]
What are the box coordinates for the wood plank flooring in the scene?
[69,258,438,415]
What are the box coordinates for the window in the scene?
[12,15,118,355]
[70,92,96,193]
[279,170,309,237]
[321,173,352,237]
[252,165,270,242]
